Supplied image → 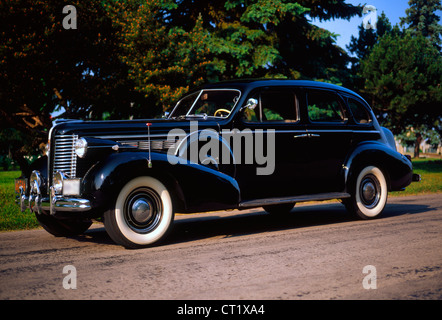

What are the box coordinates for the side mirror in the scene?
[163,111,170,119]
[241,98,258,111]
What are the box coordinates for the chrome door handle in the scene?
[294,133,321,139]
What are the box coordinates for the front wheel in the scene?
[104,176,174,248]
[345,166,388,220]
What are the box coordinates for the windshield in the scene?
[169,89,241,119]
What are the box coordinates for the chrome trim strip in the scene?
[90,134,184,140]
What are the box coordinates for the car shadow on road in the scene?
[77,200,434,248]
[162,200,435,246]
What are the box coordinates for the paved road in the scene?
[1,194,441,300]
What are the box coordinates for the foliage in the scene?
[105,0,212,113]
[0,0,138,169]
[2,0,441,168]
[400,0,442,49]
[396,125,441,148]
[360,29,442,135]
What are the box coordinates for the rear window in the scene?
[347,98,372,124]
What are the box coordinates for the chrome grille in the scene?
[53,134,78,178]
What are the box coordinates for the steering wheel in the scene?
[214,108,231,117]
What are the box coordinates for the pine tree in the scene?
[400,0,442,49]
[347,12,392,63]
[361,30,442,156]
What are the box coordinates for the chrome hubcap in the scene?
[362,182,376,202]
[360,174,381,209]
[131,199,153,224]
[124,188,162,234]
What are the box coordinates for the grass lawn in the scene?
[1,159,441,231]
[391,159,442,196]
[0,171,40,231]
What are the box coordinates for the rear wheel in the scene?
[104,176,174,248]
[345,166,388,220]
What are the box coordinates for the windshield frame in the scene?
[169,89,242,120]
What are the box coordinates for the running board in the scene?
[238,192,351,209]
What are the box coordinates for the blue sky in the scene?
[311,0,442,55]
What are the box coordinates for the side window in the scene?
[307,90,345,123]
[243,89,298,122]
[347,98,372,124]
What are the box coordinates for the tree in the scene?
[346,12,392,91]
[106,0,213,114]
[0,0,134,170]
[167,0,360,83]
[360,30,442,157]
[400,0,442,49]
[347,12,392,64]
[272,0,361,84]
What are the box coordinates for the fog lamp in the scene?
[30,171,42,193]
[53,171,66,195]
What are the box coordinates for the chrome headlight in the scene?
[53,171,66,194]
[75,137,88,158]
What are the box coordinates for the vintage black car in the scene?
[16,80,420,248]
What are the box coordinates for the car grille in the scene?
[53,134,78,178]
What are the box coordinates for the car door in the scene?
[232,87,309,200]
[301,88,353,193]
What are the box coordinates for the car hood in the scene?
[51,118,222,139]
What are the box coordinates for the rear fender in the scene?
[343,141,413,192]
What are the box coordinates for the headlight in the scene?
[75,137,88,158]
[53,171,66,194]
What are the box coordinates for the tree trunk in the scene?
[414,133,423,158]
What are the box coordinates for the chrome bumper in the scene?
[18,186,91,215]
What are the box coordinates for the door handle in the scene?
[294,133,321,139]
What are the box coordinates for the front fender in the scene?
[82,151,241,214]
[343,141,413,192]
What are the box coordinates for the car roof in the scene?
[199,79,365,101]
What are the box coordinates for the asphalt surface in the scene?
[1,194,441,300]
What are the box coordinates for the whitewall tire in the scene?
[346,166,388,220]
[104,176,174,248]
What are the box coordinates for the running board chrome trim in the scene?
[238,192,351,209]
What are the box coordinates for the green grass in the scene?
[0,171,40,231]
[1,159,441,231]
[391,158,442,196]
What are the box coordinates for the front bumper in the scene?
[17,186,91,216]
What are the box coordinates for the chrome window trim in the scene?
[170,89,242,119]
